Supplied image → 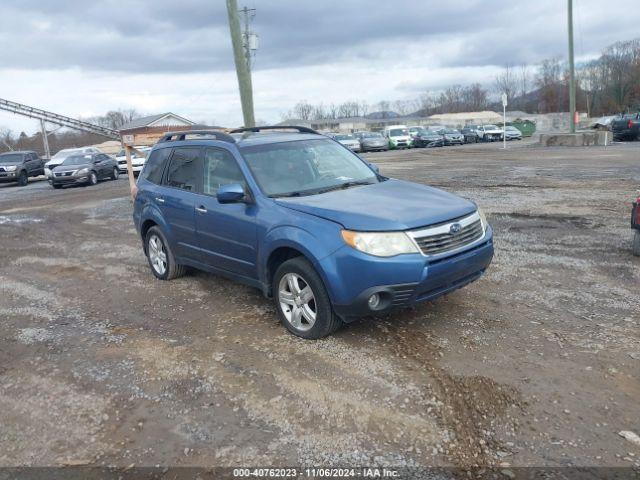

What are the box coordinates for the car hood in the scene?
[52,163,91,171]
[275,179,476,231]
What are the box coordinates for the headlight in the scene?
[5,165,17,172]
[341,230,419,257]
[477,207,488,229]
[76,168,89,175]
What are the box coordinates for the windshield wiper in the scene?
[271,191,307,198]
[317,180,374,194]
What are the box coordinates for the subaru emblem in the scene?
[449,223,462,234]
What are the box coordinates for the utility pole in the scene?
[40,119,51,159]
[226,0,255,127]
[567,0,576,133]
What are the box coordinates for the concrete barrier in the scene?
[539,131,612,147]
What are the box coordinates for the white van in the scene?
[383,125,412,149]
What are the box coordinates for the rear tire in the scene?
[273,257,342,339]
[17,171,28,187]
[53,184,62,189]
[633,231,640,257]
[145,226,186,280]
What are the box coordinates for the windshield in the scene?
[484,125,500,130]
[360,132,382,139]
[52,149,83,159]
[0,153,24,164]
[62,155,92,166]
[389,129,408,136]
[334,134,355,141]
[445,129,459,134]
[240,139,379,197]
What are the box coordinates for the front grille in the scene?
[54,171,74,177]
[410,213,484,256]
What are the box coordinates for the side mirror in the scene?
[368,162,380,174]
[217,183,246,204]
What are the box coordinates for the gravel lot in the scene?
[0,140,639,469]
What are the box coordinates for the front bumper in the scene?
[118,162,144,173]
[361,142,387,151]
[50,173,89,186]
[322,227,494,320]
[0,172,17,182]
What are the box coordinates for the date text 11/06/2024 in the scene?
[232,467,400,477]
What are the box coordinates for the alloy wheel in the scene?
[278,273,316,331]
[148,234,167,275]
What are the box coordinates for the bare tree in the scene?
[494,64,519,104]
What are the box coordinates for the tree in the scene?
[494,64,518,104]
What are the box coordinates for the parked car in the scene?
[477,125,504,142]
[0,151,45,187]
[133,127,493,339]
[503,125,523,141]
[332,134,361,152]
[383,125,412,149]
[116,146,151,174]
[611,113,640,141]
[50,152,119,188]
[45,147,103,177]
[442,129,465,146]
[353,131,388,152]
[632,192,640,256]
[410,128,443,148]
[461,125,481,143]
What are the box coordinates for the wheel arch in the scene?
[261,227,342,301]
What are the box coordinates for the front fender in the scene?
[260,223,344,301]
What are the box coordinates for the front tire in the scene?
[17,171,28,187]
[633,231,640,257]
[273,257,342,339]
[145,226,186,280]
[111,167,119,180]
[88,171,98,186]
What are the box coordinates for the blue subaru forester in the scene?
[133,126,494,339]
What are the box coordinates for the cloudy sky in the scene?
[1,0,637,133]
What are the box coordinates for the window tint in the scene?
[140,148,172,184]
[163,148,201,192]
[203,148,245,195]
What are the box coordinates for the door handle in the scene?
[195,206,207,214]
[155,197,165,204]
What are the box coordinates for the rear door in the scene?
[157,147,203,260]
[194,147,258,278]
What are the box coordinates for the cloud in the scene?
[0,0,638,130]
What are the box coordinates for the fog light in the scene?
[368,293,381,310]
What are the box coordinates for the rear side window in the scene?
[203,148,245,195]
[163,147,202,192]
[140,148,171,185]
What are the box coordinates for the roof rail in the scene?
[158,130,236,144]
[229,125,320,135]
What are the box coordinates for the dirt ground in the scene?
[0,140,639,470]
